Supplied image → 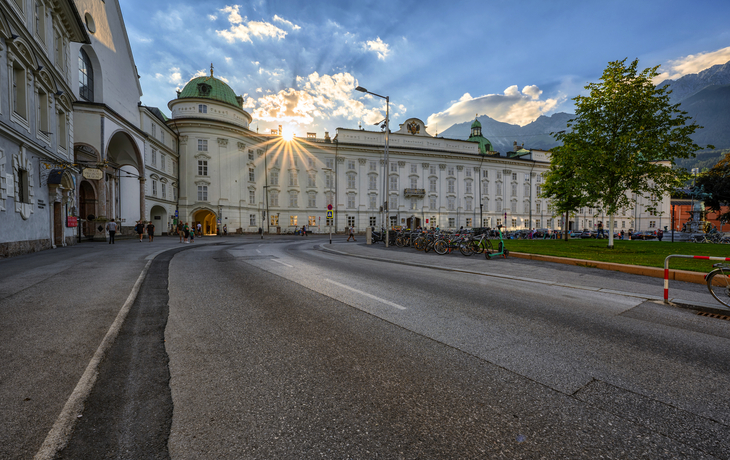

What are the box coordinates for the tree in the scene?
[696,153,730,224]
[541,143,590,240]
[546,58,708,248]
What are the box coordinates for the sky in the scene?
[122,0,730,139]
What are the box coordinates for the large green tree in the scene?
[696,153,730,224]
[545,58,707,248]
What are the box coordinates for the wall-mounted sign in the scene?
[82,168,103,180]
[67,216,78,227]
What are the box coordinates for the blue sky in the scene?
[123,0,730,137]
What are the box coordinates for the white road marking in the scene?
[256,249,261,254]
[272,259,294,268]
[325,279,407,310]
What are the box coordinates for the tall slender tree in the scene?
[546,58,708,248]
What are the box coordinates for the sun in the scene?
[281,127,294,141]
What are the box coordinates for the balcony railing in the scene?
[403,188,426,197]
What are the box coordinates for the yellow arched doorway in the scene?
[193,209,217,235]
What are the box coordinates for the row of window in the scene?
[150,180,176,200]
[150,149,175,173]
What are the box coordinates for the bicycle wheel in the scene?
[434,240,448,255]
[424,240,433,253]
[395,236,405,248]
[707,269,730,308]
[459,243,473,256]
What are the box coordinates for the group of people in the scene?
[175,221,200,244]
[104,219,155,244]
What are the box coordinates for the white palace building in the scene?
[0,0,669,257]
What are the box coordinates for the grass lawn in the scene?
[505,238,730,273]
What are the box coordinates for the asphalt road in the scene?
[2,235,729,459]
[165,239,730,458]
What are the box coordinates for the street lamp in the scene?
[479,153,486,228]
[356,85,390,246]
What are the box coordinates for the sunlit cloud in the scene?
[216,5,287,43]
[426,85,563,132]
[273,15,301,30]
[363,37,390,60]
[248,71,388,127]
[168,67,182,84]
[655,46,730,83]
[208,14,217,21]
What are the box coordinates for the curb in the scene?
[508,252,708,285]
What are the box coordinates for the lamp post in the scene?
[263,142,270,237]
[356,85,390,246]
[479,153,486,228]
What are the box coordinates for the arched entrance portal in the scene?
[193,209,217,235]
[407,216,421,229]
[107,130,143,227]
[149,205,168,236]
[79,181,96,238]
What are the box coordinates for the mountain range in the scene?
[440,61,730,165]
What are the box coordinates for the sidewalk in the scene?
[319,241,730,314]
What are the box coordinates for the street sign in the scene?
[174,210,178,217]
[327,204,333,211]
[326,211,333,218]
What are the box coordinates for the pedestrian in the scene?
[135,220,145,242]
[347,225,356,242]
[196,222,202,237]
[106,219,118,244]
[657,228,664,241]
[597,221,604,238]
[302,225,307,237]
[147,221,155,242]
[620,230,625,240]
[189,227,195,243]
[177,221,184,243]
[223,224,228,236]
[183,223,190,243]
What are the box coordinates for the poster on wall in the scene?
[67,216,78,227]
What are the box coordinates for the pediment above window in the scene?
[194,153,211,160]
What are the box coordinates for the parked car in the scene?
[580,229,595,239]
[533,228,551,238]
[633,230,656,240]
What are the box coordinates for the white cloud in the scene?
[168,67,182,84]
[363,37,390,60]
[249,71,387,126]
[208,14,217,21]
[221,5,244,24]
[655,46,730,83]
[225,56,232,63]
[155,73,164,79]
[216,6,287,43]
[273,15,301,30]
[426,85,562,132]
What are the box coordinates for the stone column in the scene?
[139,177,146,222]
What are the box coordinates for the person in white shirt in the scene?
[106,219,118,244]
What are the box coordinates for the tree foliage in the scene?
[542,58,708,247]
[696,153,730,223]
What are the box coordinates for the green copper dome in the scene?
[178,75,242,108]
[471,118,482,129]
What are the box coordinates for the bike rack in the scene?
[663,254,730,303]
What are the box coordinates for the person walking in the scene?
[177,221,184,243]
[135,220,145,242]
[106,219,118,244]
[347,225,356,242]
[223,224,228,236]
[189,227,195,243]
[597,221,604,238]
[183,223,190,243]
[302,225,307,237]
[196,222,202,237]
[657,228,664,241]
[146,221,155,242]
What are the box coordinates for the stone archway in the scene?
[193,208,217,235]
[106,130,143,226]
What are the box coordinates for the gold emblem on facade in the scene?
[407,121,420,135]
